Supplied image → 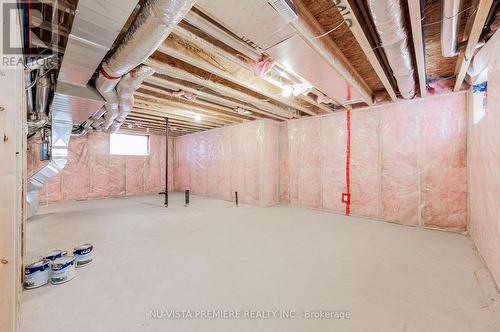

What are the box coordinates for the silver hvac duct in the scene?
[27,0,140,218]
[95,0,197,132]
[111,65,156,133]
[367,0,415,99]
[441,0,462,57]
[469,28,500,78]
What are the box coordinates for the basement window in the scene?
[110,134,149,156]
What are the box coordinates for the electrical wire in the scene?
[312,20,348,39]
[423,5,475,27]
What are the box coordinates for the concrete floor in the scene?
[22,193,499,332]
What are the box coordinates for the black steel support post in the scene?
[185,190,190,207]
[158,118,169,207]
[235,191,238,207]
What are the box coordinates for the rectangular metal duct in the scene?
[27,0,140,218]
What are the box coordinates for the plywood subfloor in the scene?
[22,193,499,332]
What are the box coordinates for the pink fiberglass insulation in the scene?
[62,136,90,201]
[125,157,146,194]
[87,134,111,199]
[320,112,347,213]
[380,103,419,225]
[288,117,322,209]
[469,68,500,287]
[281,92,467,231]
[174,120,279,207]
[419,94,467,231]
[350,109,381,218]
[279,123,289,203]
[27,133,173,204]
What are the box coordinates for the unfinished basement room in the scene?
[2,0,500,331]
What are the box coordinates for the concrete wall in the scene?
[280,92,468,232]
[28,133,173,204]
[469,68,500,287]
[174,120,280,207]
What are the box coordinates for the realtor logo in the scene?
[1,1,58,68]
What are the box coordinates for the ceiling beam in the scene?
[134,93,237,125]
[158,35,317,116]
[289,0,374,105]
[144,76,287,120]
[138,84,254,122]
[145,58,297,119]
[183,10,261,61]
[407,0,427,97]
[165,27,332,115]
[129,111,215,130]
[132,107,221,128]
[334,0,397,101]
[179,22,338,111]
[453,0,493,91]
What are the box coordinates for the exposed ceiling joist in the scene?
[184,9,260,61]
[135,91,242,125]
[334,0,397,101]
[454,0,494,91]
[144,76,288,120]
[157,38,317,116]
[138,84,251,122]
[133,106,223,128]
[173,26,335,113]
[289,0,374,105]
[129,111,216,130]
[144,58,298,119]
[408,0,428,97]
[134,101,233,127]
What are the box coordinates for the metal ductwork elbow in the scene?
[95,0,197,132]
[367,0,415,99]
[111,65,156,133]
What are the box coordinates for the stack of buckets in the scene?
[24,244,93,289]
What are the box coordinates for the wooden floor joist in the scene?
[144,76,288,120]
[334,0,397,101]
[134,93,237,125]
[132,106,222,128]
[290,0,374,105]
[145,58,298,119]
[453,0,493,92]
[408,0,427,97]
[138,84,253,122]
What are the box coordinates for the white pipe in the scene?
[95,0,196,132]
[368,0,415,99]
[441,0,463,57]
[111,65,156,133]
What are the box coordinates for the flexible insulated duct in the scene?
[111,65,156,133]
[367,0,415,99]
[469,28,500,78]
[441,0,462,57]
[95,0,197,131]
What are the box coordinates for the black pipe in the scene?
[164,118,169,207]
[158,118,169,206]
[235,191,238,207]
[185,190,190,207]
